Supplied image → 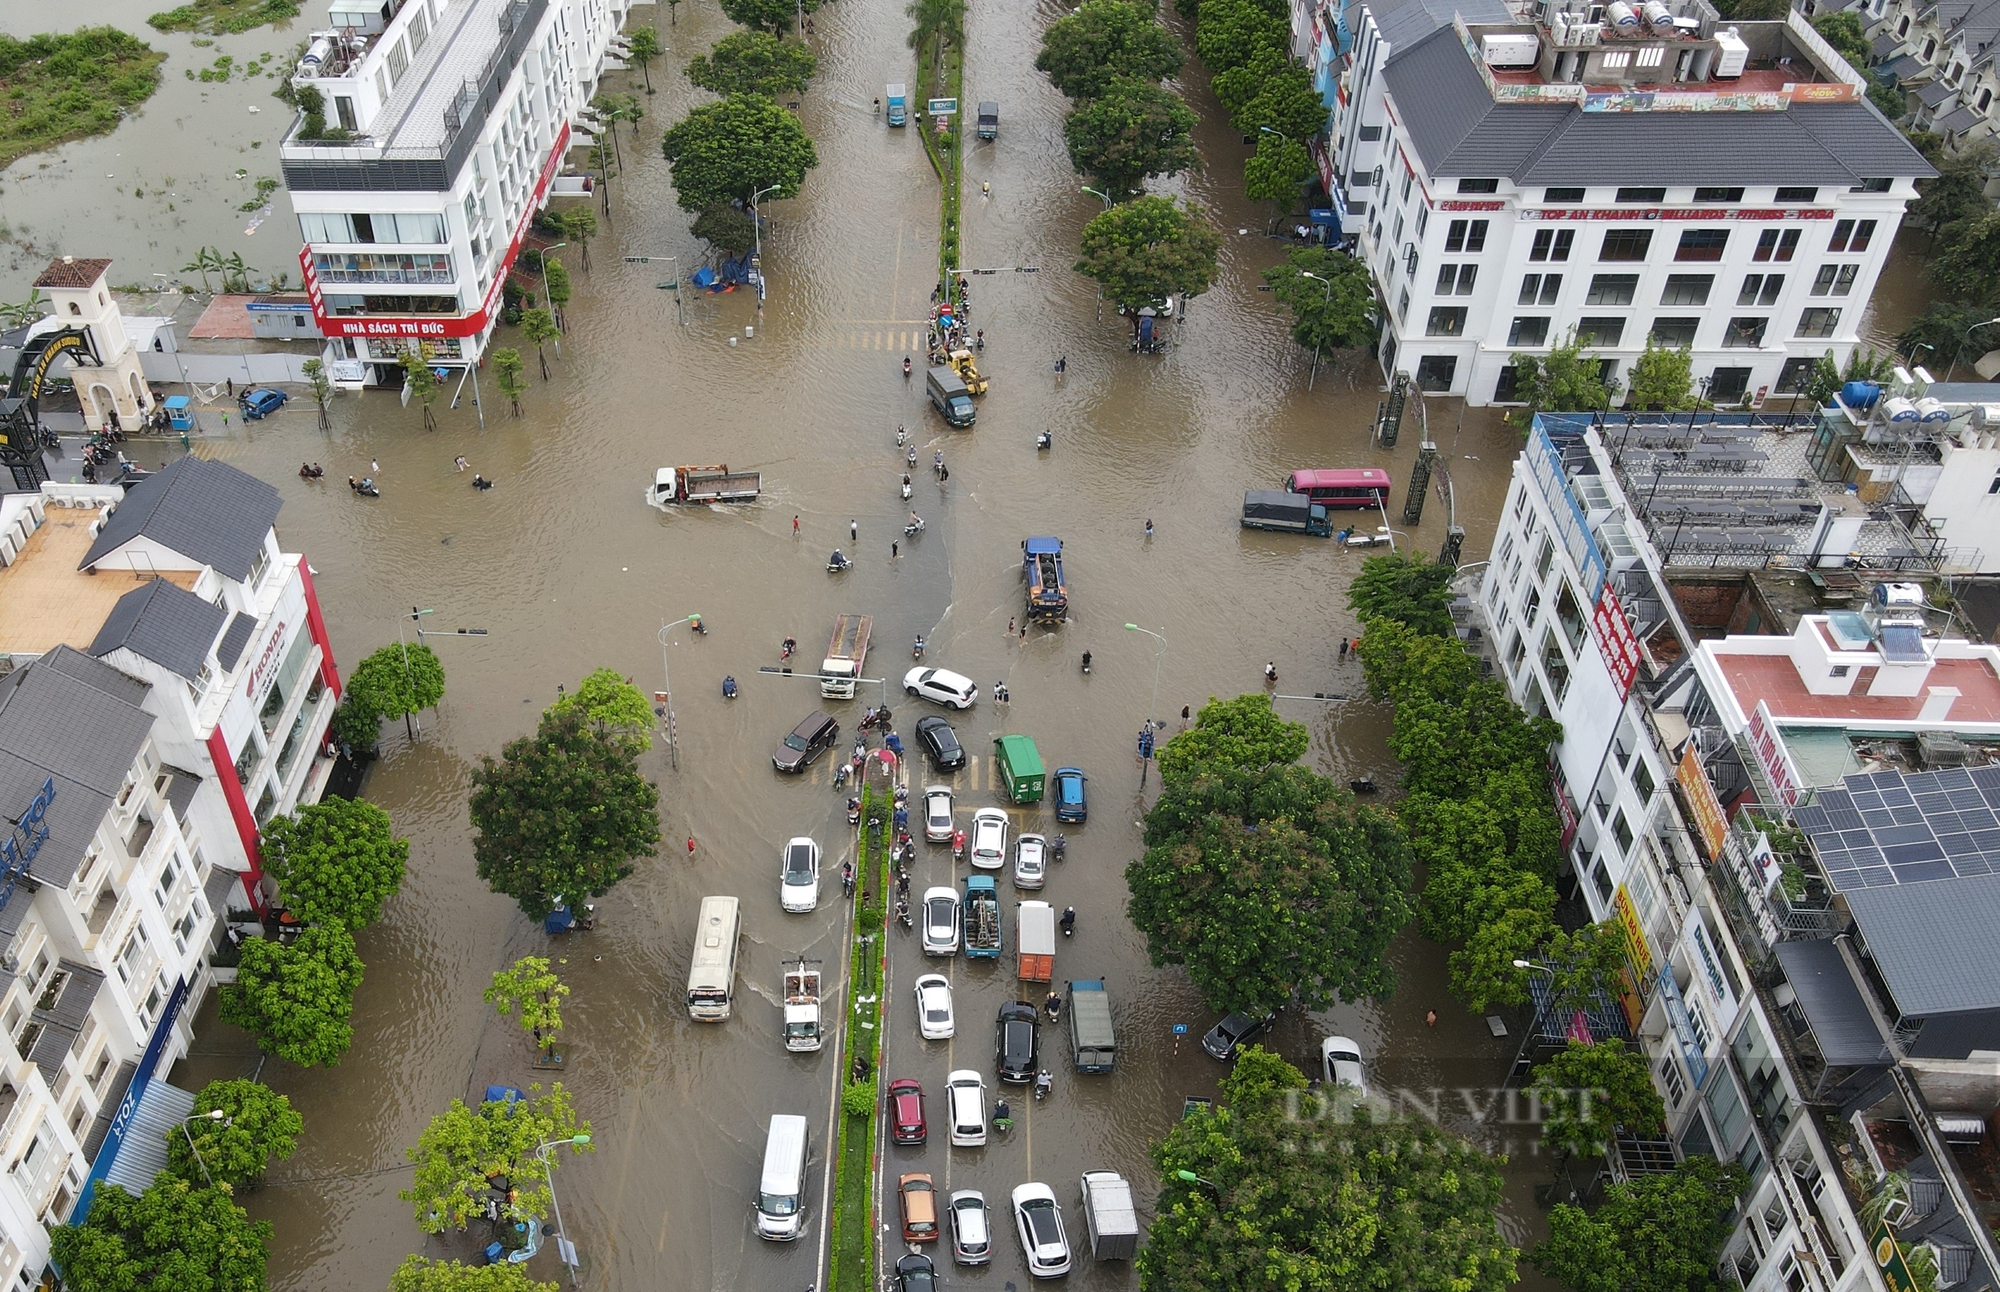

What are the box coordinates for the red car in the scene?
[888,1077,927,1145]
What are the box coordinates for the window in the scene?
[1723,317,1768,347]
[1554,581,1586,651]
[1923,36,1938,59]
[334,95,357,131]
[1541,631,1571,703]
[1402,169,1414,202]
[1853,177,1893,193]
[1587,273,1639,305]
[1519,272,1562,305]
[1659,1056,1687,1108]
[1436,264,1477,295]
[1415,205,1429,239]
[1445,219,1488,253]
[1612,810,1635,855]
[1393,211,1405,244]
[1675,228,1729,261]
[1544,186,1585,203]
[1535,535,1555,582]
[1634,758,1657,802]
[1738,273,1784,306]
[1797,307,1841,337]
[1660,273,1712,306]
[1650,317,1699,347]
[1829,218,1878,252]
[1616,186,1668,202]
[1457,178,1499,193]
[1694,186,1745,202]
[1752,227,1800,262]
[1531,228,1575,261]
[1494,364,1523,401]
[1426,306,1468,336]
[1415,354,1458,391]
[115,932,147,987]
[1576,316,1626,347]
[1397,287,1410,320]
[1776,355,1818,392]
[1358,124,1382,140]
[1509,316,1551,346]
[1599,229,1653,261]
[1709,366,1752,403]
[1982,88,1994,111]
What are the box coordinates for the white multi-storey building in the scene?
[1332,4,1932,405]
[281,0,627,384]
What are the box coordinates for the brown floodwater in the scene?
[7,0,1807,1285]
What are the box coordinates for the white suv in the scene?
[904,667,979,709]
[968,808,1009,871]
[946,1069,987,1147]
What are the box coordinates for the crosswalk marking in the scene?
[816,327,934,351]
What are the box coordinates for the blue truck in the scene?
[964,875,1001,959]
[1022,537,1067,623]
[886,83,907,126]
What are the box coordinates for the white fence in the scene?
[140,351,317,387]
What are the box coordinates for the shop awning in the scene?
[1773,939,1892,1067]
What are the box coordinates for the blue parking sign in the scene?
[1173,1023,1188,1035]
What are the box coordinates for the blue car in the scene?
[238,388,288,419]
[1052,766,1087,823]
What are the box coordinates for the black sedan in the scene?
[1200,1009,1278,1061]
[896,1254,938,1292]
[916,716,966,771]
[996,1001,1039,1084]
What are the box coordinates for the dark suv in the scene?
[1200,1009,1278,1060]
[773,711,840,772]
[996,1001,1039,1084]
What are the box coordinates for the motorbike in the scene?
[1044,993,1064,1023]
[1033,1070,1053,1102]
[952,829,966,862]
[906,446,918,468]
[903,517,926,538]
[896,426,907,446]
[847,797,862,827]
[352,478,381,498]
[828,551,851,573]
[902,357,913,378]
[841,860,856,897]
[860,706,893,732]
[833,763,851,789]
[721,676,738,699]
[1060,906,1075,937]
[298,463,325,479]
[895,900,913,930]
[912,636,926,660]
[689,616,707,635]
[1080,652,1092,675]
[1051,834,1067,863]
[780,637,797,660]
[1035,430,1053,451]
[902,475,913,500]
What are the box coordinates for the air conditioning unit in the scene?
[1483,33,1542,66]
[1574,22,1603,44]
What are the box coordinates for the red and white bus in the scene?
[1284,468,1391,510]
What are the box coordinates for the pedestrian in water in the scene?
[455,455,468,472]
[1264,661,1278,683]
[1144,518,1154,538]
[892,540,899,559]
[1007,617,1016,637]
[793,514,800,535]
[939,464,949,482]
[1019,624,1027,642]
[1181,704,1191,723]
[850,519,858,542]
[227,378,234,396]
[686,835,697,859]
[981,181,991,200]
[1425,1009,1438,1027]
[371,459,380,473]
[1338,638,1349,661]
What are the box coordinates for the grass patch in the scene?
[829,787,891,1292]
[149,0,302,35]
[0,28,166,172]
[914,38,966,290]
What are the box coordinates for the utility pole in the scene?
[624,255,685,326]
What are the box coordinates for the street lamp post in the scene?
[1124,624,1166,788]
[750,185,780,309]
[1082,187,1115,320]
[1371,493,1405,554]
[657,614,703,771]
[1507,958,1556,1086]
[1299,270,1336,391]
[1951,317,2000,380]
[536,1133,593,1286]
[179,1109,229,1189]
[1257,127,1292,233]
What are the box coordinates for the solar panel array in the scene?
[1794,765,2000,891]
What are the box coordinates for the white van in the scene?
[688,896,742,1021]
[756,1114,812,1240]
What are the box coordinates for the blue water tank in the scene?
[1841,380,1882,409]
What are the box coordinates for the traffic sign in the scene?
[928,97,958,115]
[1172,1022,1188,1035]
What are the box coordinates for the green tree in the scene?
[662,93,819,212]
[1035,0,1184,100]
[1511,328,1617,417]
[167,1079,304,1189]
[1626,339,1695,410]
[1867,74,1907,119]
[401,1083,592,1233]
[1930,208,2000,301]
[218,926,364,1068]
[692,201,759,252]
[469,705,663,920]
[1347,551,1455,636]
[260,796,408,931]
[342,641,446,744]
[520,307,559,380]
[719,0,815,32]
[397,352,441,431]
[1803,345,1900,405]
[1156,692,1309,784]
[1529,1039,1666,1159]
[485,956,570,1059]
[551,667,655,753]
[1063,78,1200,195]
[1193,0,1286,74]
[1534,1156,1747,1292]
[543,259,573,331]
[1243,134,1313,225]
[1448,898,1559,1010]
[1810,11,1866,65]
[1232,63,1327,142]
[625,24,663,94]
[1212,47,1286,116]
[687,30,818,97]
[1914,143,2000,244]
[1899,300,1998,375]
[1127,762,1416,1014]
[390,1257,557,1292]
[1145,1049,1519,1292]
[1075,194,1221,310]
[493,347,528,417]
[907,0,966,61]
[554,205,598,269]
[50,1175,271,1292]
[1543,919,1636,1004]
[182,246,222,293]
[1261,245,1377,356]
[300,357,333,430]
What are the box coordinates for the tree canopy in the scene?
[1929,207,2000,302]
[259,796,408,931]
[1229,62,1326,142]
[686,30,817,97]
[1261,246,1376,354]
[907,0,966,54]
[1511,329,1617,417]
[167,1079,303,1189]
[338,642,446,745]
[662,93,818,213]
[1627,339,1694,411]
[1036,0,1185,100]
[1063,78,1200,196]
[219,925,364,1068]
[1346,551,1455,637]
[485,955,570,1056]
[692,201,759,253]
[1076,195,1221,310]
[1534,1156,1747,1292]
[1156,692,1309,784]
[1910,141,1995,244]
[1529,1039,1666,1159]
[1193,0,1287,75]
[390,1257,557,1292]
[718,0,818,32]
[469,705,662,919]
[401,1084,592,1233]
[51,1175,271,1292]
[1142,1048,1518,1292]
[550,668,654,754]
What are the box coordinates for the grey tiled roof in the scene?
[1937,104,1982,131]
[1384,26,1938,183]
[89,579,226,682]
[1918,78,1959,105]
[1845,871,2000,1016]
[0,646,154,891]
[80,456,281,583]
[1364,0,1511,51]
[216,612,257,671]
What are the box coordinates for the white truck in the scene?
[782,958,822,1052]
[1079,1171,1138,1261]
[820,614,872,699]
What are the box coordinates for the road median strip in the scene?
[830,784,890,1292]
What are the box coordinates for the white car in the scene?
[1320,1035,1368,1096]
[1013,834,1047,890]
[969,808,1009,871]
[779,837,821,913]
[904,666,979,710]
[949,1189,992,1265]
[924,785,956,843]
[1011,1182,1072,1278]
[921,886,961,956]
[915,973,956,1040]
[946,1069,987,1147]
